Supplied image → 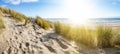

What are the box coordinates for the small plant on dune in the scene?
[54,22,62,34]
[24,17,34,26]
[0,17,5,29]
[97,26,114,47]
[36,16,50,30]
[36,17,43,27]
[42,21,50,30]
[0,11,5,29]
[23,17,30,26]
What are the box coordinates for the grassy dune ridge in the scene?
[0,7,26,22]
[0,7,51,30]
[54,22,120,48]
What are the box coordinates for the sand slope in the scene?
[0,16,80,54]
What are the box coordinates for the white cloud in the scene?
[3,0,39,5]
[10,0,21,5]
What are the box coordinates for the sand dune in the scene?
[0,16,80,54]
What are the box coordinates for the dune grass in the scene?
[54,22,97,47]
[97,26,114,47]
[23,17,32,26]
[36,16,51,30]
[0,11,5,29]
[54,22,72,40]
[0,17,5,29]
[0,7,51,30]
[54,22,120,48]
[0,6,26,22]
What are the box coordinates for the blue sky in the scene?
[0,0,120,18]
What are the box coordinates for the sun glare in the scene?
[62,0,97,26]
[63,0,97,18]
[68,18,89,25]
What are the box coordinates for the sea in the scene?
[45,18,120,27]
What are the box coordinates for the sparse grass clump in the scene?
[97,26,114,47]
[112,34,120,46]
[42,21,50,30]
[110,28,120,46]
[0,17,5,29]
[23,17,32,26]
[54,22,63,34]
[0,11,5,29]
[36,17,43,27]
[74,27,97,47]
[36,16,50,30]
[54,22,72,40]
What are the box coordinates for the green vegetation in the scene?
[110,28,120,47]
[0,6,120,48]
[54,22,120,48]
[54,22,96,47]
[97,26,114,47]
[36,16,50,30]
[0,6,51,30]
[23,17,32,26]
[0,11,5,29]
[0,17,5,29]
[36,16,43,27]
[1,6,120,48]
[0,6,26,22]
